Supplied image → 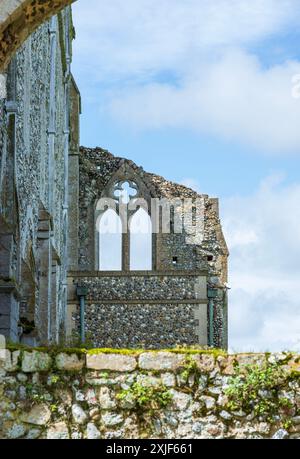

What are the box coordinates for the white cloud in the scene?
[72,0,300,154]
[72,0,300,79]
[106,50,300,153]
[222,175,300,352]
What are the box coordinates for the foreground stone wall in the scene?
[0,349,299,440]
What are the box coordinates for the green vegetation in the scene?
[7,342,226,357]
[117,381,173,411]
[225,362,294,425]
[180,355,199,384]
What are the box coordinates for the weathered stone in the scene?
[86,388,98,405]
[192,354,215,373]
[170,390,192,411]
[21,404,51,426]
[292,416,300,425]
[22,352,52,373]
[2,350,20,372]
[272,429,289,440]
[204,423,223,437]
[217,394,229,407]
[217,356,236,375]
[87,353,137,372]
[219,410,232,421]
[47,422,70,440]
[54,388,73,406]
[55,353,85,371]
[5,423,26,439]
[139,352,185,371]
[98,387,117,410]
[200,395,216,411]
[72,404,88,425]
[161,372,176,387]
[102,412,124,427]
[17,373,28,383]
[192,422,203,434]
[26,428,41,439]
[86,423,101,440]
[89,408,100,421]
[208,386,222,395]
[288,424,300,434]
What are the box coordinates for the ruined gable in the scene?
[67,147,229,349]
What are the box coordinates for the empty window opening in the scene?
[129,208,152,271]
[207,255,214,262]
[99,209,122,271]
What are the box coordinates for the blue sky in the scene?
[71,0,300,352]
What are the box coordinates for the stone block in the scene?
[72,404,88,425]
[3,350,20,372]
[47,422,70,440]
[169,389,192,411]
[192,354,215,373]
[86,423,101,439]
[86,353,137,372]
[21,404,51,426]
[21,351,52,373]
[101,412,124,427]
[98,387,117,410]
[138,352,185,371]
[217,355,237,375]
[55,353,85,371]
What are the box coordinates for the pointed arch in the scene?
[129,208,152,271]
[98,209,122,271]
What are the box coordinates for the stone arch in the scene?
[0,0,77,72]
[93,160,158,271]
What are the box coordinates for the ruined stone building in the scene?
[0,7,80,344]
[0,7,229,349]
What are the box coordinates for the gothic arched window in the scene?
[98,209,122,271]
[129,208,152,271]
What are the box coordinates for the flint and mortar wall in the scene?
[67,273,208,348]
[0,349,299,440]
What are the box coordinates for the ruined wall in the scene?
[0,349,299,440]
[0,7,77,344]
[72,148,229,349]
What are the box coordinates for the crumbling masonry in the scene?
[0,7,229,349]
